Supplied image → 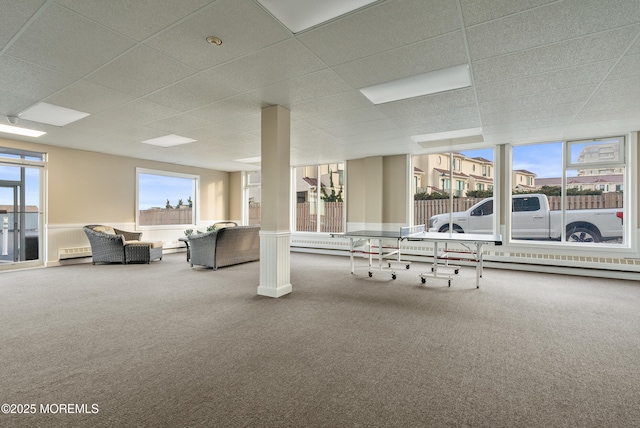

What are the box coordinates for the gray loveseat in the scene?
[188,225,260,270]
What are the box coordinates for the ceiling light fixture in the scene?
[360,64,472,105]
[206,36,222,46]
[19,102,90,126]
[257,0,379,33]
[141,134,197,148]
[234,157,261,164]
[0,123,46,137]
[412,128,484,149]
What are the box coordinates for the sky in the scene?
[137,173,195,210]
[0,166,40,207]
[461,142,569,179]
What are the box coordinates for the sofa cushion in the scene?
[93,226,116,235]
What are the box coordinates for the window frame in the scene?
[135,167,199,230]
[292,162,345,234]
[509,136,630,248]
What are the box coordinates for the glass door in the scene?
[0,184,19,262]
[0,162,42,265]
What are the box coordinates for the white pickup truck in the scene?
[428,194,624,243]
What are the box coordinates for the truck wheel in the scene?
[438,224,464,233]
[566,226,601,243]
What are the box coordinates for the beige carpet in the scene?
[0,252,639,427]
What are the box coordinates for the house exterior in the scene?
[413,153,496,196]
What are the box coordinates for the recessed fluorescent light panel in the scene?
[141,134,197,148]
[0,124,46,137]
[360,64,472,105]
[257,0,379,33]
[19,102,90,126]
[412,128,484,148]
[234,157,261,164]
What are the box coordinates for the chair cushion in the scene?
[93,226,115,235]
[126,240,163,249]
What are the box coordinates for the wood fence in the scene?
[245,194,624,230]
[139,207,193,225]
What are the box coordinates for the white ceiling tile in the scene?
[44,80,135,114]
[606,52,640,81]
[144,0,291,71]
[144,113,215,135]
[247,69,351,107]
[389,105,479,129]
[0,0,46,48]
[290,91,371,120]
[53,0,215,42]
[207,39,326,91]
[467,0,640,61]
[592,75,640,99]
[143,73,239,112]
[479,85,596,116]
[472,27,637,85]
[189,94,263,123]
[482,116,574,136]
[485,127,566,145]
[333,31,468,88]
[0,54,76,100]
[475,61,615,102]
[297,0,460,66]
[66,99,180,133]
[325,118,397,138]
[579,95,640,115]
[460,0,556,27]
[628,36,640,54]
[7,4,134,77]
[304,107,387,129]
[481,102,584,127]
[0,90,37,117]
[86,45,197,97]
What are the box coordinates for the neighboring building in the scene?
[576,142,622,175]
[535,143,624,193]
[295,164,343,203]
[414,153,499,196]
[513,169,537,192]
[535,174,624,193]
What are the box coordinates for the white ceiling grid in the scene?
[0,0,638,171]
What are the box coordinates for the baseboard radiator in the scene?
[58,247,92,260]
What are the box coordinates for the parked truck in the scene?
[428,194,623,243]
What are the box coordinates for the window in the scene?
[513,197,540,212]
[136,168,198,227]
[0,147,44,266]
[294,163,344,233]
[245,171,261,226]
[511,137,625,245]
[413,148,495,229]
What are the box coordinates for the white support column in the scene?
[257,231,292,297]
[257,105,292,298]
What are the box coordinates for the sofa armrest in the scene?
[115,228,143,241]
[187,231,219,268]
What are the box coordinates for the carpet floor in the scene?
[0,252,639,427]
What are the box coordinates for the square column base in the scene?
[257,231,292,298]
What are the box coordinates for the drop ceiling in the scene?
[1,0,639,172]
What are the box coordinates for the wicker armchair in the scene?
[83,225,162,264]
[188,225,259,270]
